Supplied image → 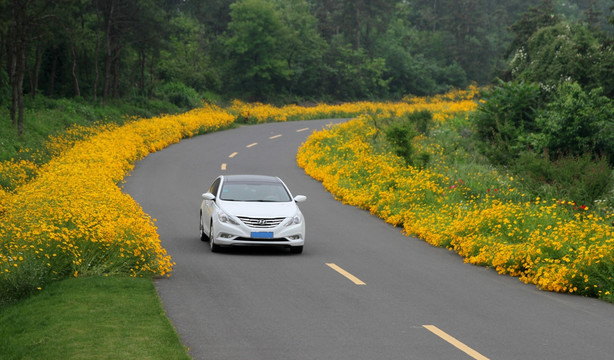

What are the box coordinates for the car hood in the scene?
[218,200,299,218]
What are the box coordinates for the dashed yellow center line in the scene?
[246,142,258,148]
[229,152,238,158]
[221,163,227,171]
[326,263,366,285]
[296,127,309,133]
[269,134,282,139]
[423,325,490,360]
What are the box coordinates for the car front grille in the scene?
[234,237,289,242]
[237,216,285,228]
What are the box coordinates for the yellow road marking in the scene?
[423,325,490,360]
[296,127,309,132]
[246,142,258,148]
[326,263,366,285]
[269,134,282,139]
[221,163,227,171]
[229,152,238,158]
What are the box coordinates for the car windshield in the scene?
[220,181,292,202]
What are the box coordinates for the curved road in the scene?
[124,119,614,360]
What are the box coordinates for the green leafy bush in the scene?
[474,80,541,165]
[154,82,201,109]
[513,152,613,206]
[534,82,614,163]
[384,110,432,167]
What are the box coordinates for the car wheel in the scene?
[290,246,303,254]
[199,213,209,242]
[209,222,221,252]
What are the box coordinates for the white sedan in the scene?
[200,174,306,253]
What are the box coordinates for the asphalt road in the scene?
[123,119,614,360]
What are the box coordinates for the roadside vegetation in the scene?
[0,102,235,305]
[298,87,614,301]
[2,0,614,358]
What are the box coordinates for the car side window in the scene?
[210,178,221,196]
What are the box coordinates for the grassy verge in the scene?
[0,276,190,359]
[0,95,193,167]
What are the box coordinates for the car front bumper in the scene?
[212,221,305,248]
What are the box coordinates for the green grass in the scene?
[0,96,183,164]
[0,276,190,360]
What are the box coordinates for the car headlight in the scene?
[217,210,239,225]
[285,213,302,226]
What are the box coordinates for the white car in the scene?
[200,174,306,253]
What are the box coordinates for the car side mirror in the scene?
[294,195,306,203]
[202,192,216,201]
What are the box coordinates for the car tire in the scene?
[290,246,303,254]
[199,213,209,242]
[209,222,221,252]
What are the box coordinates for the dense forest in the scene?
[1,0,614,133]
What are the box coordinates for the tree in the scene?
[224,0,290,99]
[97,0,168,104]
[273,0,327,97]
[504,0,560,63]
[535,81,614,160]
[507,21,614,96]
[4,0,55,135]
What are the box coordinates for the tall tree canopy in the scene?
[2,0,614,132]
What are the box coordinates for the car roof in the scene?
[222,174,282,184]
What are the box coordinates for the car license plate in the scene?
[251,232,274,239]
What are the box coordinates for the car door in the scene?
[202,177,221,235]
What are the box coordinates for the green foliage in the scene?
[474,79,614,205]
[224,0,291,99]
[512,23,604,90]
[320,36,390,100]
[375,18,468,97]
[0,96,182,163]
[506,1,561,60]
[385,121,417,165]
[154,82,201,109]
[159,14,220,92]
[474,80,542,164]
[384,110,433,166]
[273,0,328,98]
[533,82,614,161]
[513,152,613,206]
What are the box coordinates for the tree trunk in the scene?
[103,49,111,105]
[112,54,119,97]
[16,60,25,135]
[139,48,145,93]
[12,38,26,135]
[8,35,17,125]
[9,2,27,135]
[49,49,57,96]
[31,43,42,98]
[93,0,102,101]
[149,53,154,98]
[355,5,360,51]
[71,45,81,97]
[102,1,114,106]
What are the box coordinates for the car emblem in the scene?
[258,219,267,225]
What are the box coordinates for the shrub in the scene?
[0,104,235,304]
[299,107,614,301]
[385,119,418,165]
[534,81,614,163]
[384,110,432,166]
[514,152,614,205]
[474,80,541,165]
[154,82,201,109]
